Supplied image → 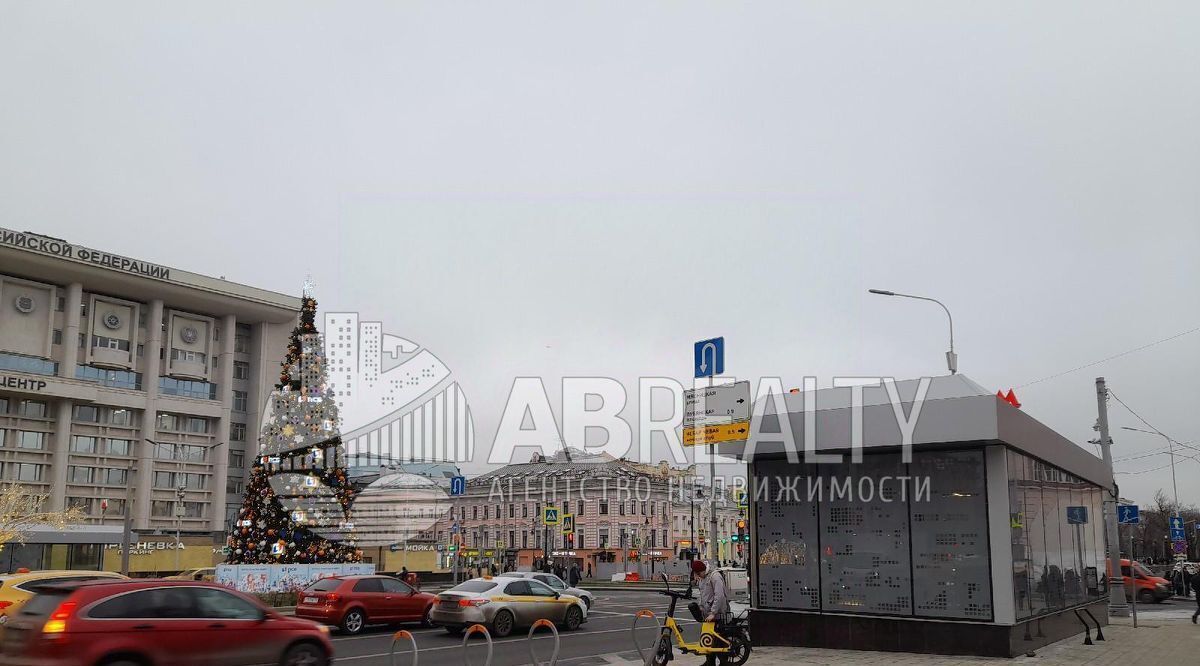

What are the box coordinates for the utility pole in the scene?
[1096,377,1130,617]
[709,448,719,563]
[120,462,134,576]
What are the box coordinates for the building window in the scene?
[472,506,478,519]
[17,431,46,450]
[599,500,608,515]
[0,398,7,414]
[75,365,142,390]
[151,501,173,518]
[103,498,125,514]
[109,408,133,426]
[155,471,174,488]
[159,378,217,400]
[13,463,45,482]
[233,361,250,380]
[68,466,96,484]
[52,329,63,345]
[155,413,178,431]
[234,331,250,354]
[230,422,247,442]
[170,348,207,364]
[227,479,244,495]
[17,400,48,418]
[92,335,131,351]
[229,450,245,469]
[186,417,208,433]
[67,497,94,514]
[232,390,247,412]
[578,500,584,516]
[70,436,98,454]
[508,504,514,518]
[619,502,625,516]
[73,405,101,423]
[106,439,132,456]
[522,504,528,518]
[56,296,65,312]
[103,468,127,485]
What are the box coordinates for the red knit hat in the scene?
[690,559,707,575]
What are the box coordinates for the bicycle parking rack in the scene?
[527,618,561,666]
[630,609,661,666]
[462,624,494,666]
[1083,608,1105,641]
[1072,610,1094,645]
[390,629,418,666]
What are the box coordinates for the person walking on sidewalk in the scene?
[1192,569,1200,624]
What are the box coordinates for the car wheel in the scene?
[281,642,328,666]
[563,605,583,631]
[421,606,434,628]
[341,608,366,635]
[1137,589,1156,605]
[492,609,515,638]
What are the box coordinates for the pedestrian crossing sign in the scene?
[543,507,560,525]
[561,514,575,535]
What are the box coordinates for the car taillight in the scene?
[0,601,12,610]
[42,600,78,635]
[459,598,490,607]
[325,593,339,602]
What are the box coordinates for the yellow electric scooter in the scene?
[650,573,750,666]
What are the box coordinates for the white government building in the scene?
[0,227,301,552]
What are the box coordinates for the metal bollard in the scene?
[631,609,661,666]
[528,619,560,666]
[462,623,493,666]
[390,629,418,666]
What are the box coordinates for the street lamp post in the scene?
[174,485,186,572]
[1121,426,1180,517]
[868,289,957,374]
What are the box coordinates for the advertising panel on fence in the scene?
[269,564,311,592]
[215,563,377,593]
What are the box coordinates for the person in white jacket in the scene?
[688,559,730,624]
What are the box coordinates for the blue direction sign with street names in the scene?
[694,337,725,378]
[1066,506,1088,524]
[1117,505,1140,524]
[450,476,466,496]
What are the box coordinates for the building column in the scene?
[211,314,236,533]
[48,398,73,512]
[135,299,164,530]
[58,283,83,379]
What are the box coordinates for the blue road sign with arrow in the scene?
[450,476,466,496]
[1170,515,1185,541]
[1117,505,1140,524]
[694,337,725,378]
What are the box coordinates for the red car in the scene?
[295,575,435,635]
[0,579,332,666]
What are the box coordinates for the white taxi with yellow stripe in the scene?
[430,576,587,637]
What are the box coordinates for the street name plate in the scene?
[684,381,751,428]
[683,421,750,446]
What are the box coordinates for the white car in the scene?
[502,572,595,609]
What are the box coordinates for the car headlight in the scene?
[317,624,331,634]
[1156,583,1168,590]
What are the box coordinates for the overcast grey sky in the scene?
[2,3,1197,506]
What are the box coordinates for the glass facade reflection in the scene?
[1007,449,1105,620]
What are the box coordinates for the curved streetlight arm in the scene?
[868,289,957,374]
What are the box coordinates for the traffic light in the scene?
[735,518,747,546]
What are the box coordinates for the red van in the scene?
[0,579,332,666]
[1115,558,1172,604]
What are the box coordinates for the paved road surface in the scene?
[327,588,701,665]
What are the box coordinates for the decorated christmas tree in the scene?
[225,287,361,564]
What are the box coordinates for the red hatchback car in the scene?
[295,575,435,635]
[0,579,333,666]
